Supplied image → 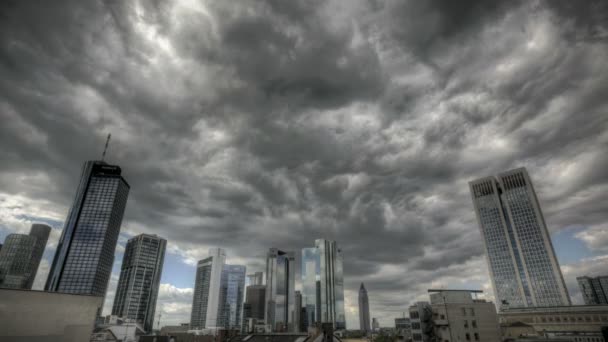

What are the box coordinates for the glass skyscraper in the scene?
[112,234,166,333]
[45,160,130,296]
[218,264,246,329]
[265,248,296,332]
[469,167,570,309]
[191,248,226,329]
[301,239,346,330]
[577,276,608,305]
[359,283,371,333]
[0,223,51,289]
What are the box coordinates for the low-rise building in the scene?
[0,288,103,342]
[409,289,501,342]
[499,305,608,342]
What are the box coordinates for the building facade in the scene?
[301,239,346,330]
[191,248,226,329]
[0,224,50,289]
[499,304,608,341]
[112,234,166,333]
[359,283,371,333]
[219,264,246,329]
[429,290,501,342]
[265,248,296,332]
[469,167,570,309]
[46,161,130,296]
[247,272,264,286]
[578,276,608,305]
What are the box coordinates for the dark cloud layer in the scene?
[1,0,608,326]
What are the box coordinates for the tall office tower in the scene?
[247,272,264,286]
[112,234,166,333]
[294,291,302,332]
[359,283,371,333]
[191,248,226,329]
[245,284,267,321]
[301,239,346,330]
[469,167,570,309]
[46,161,130,296]
[265,248,296,332]
[577,276,608,305]
[218,264,246,329]
[0,224,51,289]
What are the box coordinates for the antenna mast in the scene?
[101,133,111,161]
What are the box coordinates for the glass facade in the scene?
[0,224,51,289]
[218,264,246,329]
[265,248,296,332]
[301,239,346,330]
[577,276,608,305]
[190,248,226,329]
[469,167,570,309]
[112,234,166,333]
[46,161,130,297]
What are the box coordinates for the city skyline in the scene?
[1,0,608,330]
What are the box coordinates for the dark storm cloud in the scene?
[2,0,608,326]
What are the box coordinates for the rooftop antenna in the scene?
[101,133,111,161]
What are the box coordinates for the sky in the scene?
[1,0,608,330]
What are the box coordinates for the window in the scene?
[410,311,419,319]
[474,333,479,341]
[412,323,421,330]
[464,320,468,328]
[413,334,422,341]
[469,308,475,316]
[466,333,470,341]
[472,320,477,328]
[462,308,467,316]
[440,315,445,319]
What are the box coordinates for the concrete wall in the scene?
[0,288,103,342]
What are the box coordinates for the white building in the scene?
[469,168,570,309]
[190,248,226,329]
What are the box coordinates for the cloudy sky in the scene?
[1,0,608,329]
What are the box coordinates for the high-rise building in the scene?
[191,248,226,329]
[359,283,371,333]
[294,291,302,333]
[245,285,267,321]
[301,239,346,330]
[372,318,380,331]
[46,161,130,296]
[219,264,246,329]
[112,234,166,333]
[577,276,608,305]
[265,248,296,332]
[0,223,51,289]
[469,167,570,309]
[247,272,264,286]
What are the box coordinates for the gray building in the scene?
[359,283,371,333]
[219,264,246,329]
[577,276,608,305]
[301,239,346,330]
[112,234,166,333]
[265,248,296,332]
[45,161,130,297]
[191,248,226,329]
[248,272,264,286]
[469,167,570,309]
[0,288,104,342]
[294,290,302,333]
[0,223,51,289]
[246,284,267,321]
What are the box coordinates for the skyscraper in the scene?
[359,283,371,333]
[191,248,226,329]
[469,167,570,309]
[218,264,246,329]
[0,223,51,289]
[112,234,166,333]
[245,284,266,321]
[294,290,302,333]
[247,272,264,286]
[46,161,130,296]
[577,276,608,305]
[301,239,346,330]
[265,248,296,332]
